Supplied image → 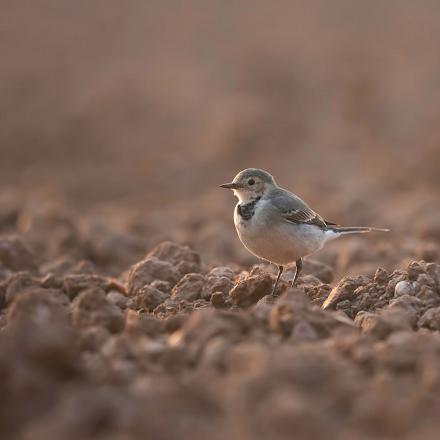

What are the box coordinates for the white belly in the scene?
[234,200,326,265]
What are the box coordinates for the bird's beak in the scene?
[220,182,243,190]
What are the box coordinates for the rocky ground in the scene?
[1,215,440,439]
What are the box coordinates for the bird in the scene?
[220,168,389,296]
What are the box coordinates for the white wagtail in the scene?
[221,168,389,295]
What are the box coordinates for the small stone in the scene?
[386,271,407,296]
[394,281,414,297]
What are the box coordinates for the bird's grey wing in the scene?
[268,188,328,228]
[283,206,328,228]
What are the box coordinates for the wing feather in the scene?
[268,188,329,228]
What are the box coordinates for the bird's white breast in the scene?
[234,198,327,265]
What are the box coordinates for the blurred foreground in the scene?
[1,237,440,439]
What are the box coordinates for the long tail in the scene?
[327,226,390,236]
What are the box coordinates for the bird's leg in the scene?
[271,265,284,296]
[291,258,303,286]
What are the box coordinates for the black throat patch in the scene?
[237,197,261,221]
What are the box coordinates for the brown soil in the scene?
[1,235,440,440]
[1,2,440,439]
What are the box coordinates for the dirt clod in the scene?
[171,273,206,301]
[1,219,440,440]
[322,276,364,310]
[229,273,273,307]
[136,284,169,311]
[71,287,125,333]
[127,257,180,296]
[0,235,37,272]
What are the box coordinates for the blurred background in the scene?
[1,0,439,274]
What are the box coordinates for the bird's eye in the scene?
[248,178,255,186]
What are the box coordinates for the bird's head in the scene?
[220,168,277,202]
